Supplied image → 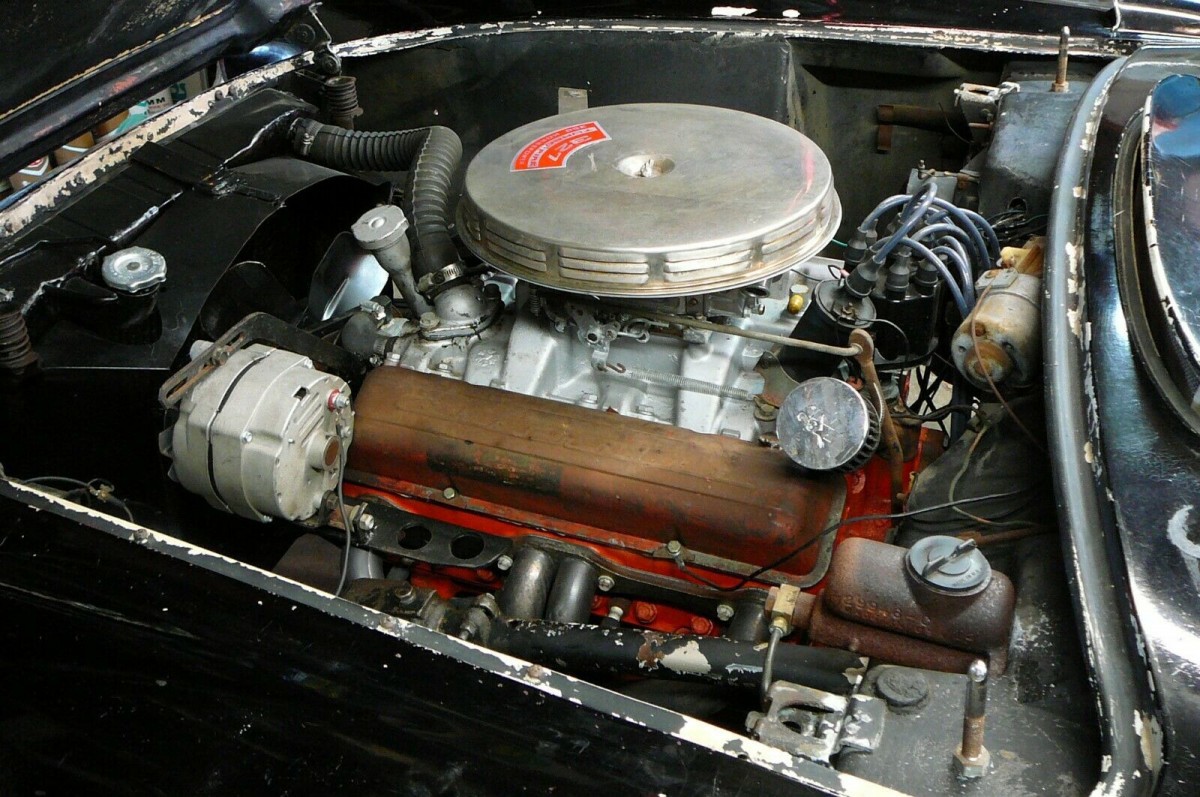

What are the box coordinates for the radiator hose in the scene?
[289,118,462,278]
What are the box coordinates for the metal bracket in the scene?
[159,312,365,410]
[747,681,886,763]
[350,499,513,569]
[285,6,340,76]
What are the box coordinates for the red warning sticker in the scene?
[511,121,610,171]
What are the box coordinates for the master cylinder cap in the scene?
[906,536,992,595]
[457,103,841,297]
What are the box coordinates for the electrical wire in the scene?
[868,316,911,362]
[0,235,110,273]
[334,446,353,597]
[893,403,976,423]
[868,184,939,262]
[858,193,915,233]
[23,475,95,490]
[926,199,992,267]
[894,237,970,317]
[22,476,135,522]
[672,487,1033,592]
[936,101,975,145]
[932,244,976,307]
[970,283,1048,454]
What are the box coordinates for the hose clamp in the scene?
[292,119,317,156]
[416,262,470,297]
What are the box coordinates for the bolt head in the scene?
[442,487,458,500]
[633,602,658,624]
[716,603,735,622]
[356,513,376,532]
[953,745,990,779]
[496,554,513,571]
[315,52,341,75]
[666,540,682,555]
[240,431,253,443]
[875,667,930,709]
[597,575,615,592]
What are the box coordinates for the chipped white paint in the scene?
[671,715,907,796]
[660,640,712,673]
[1132,711,1163,773]
[19,469,896,795]
[7,479,342,605]
[2,498,872,789]
[1065,242,1085,338]
[1094,771,1125,797]
[4,6,229,120]
[726,663,765,675]
[329,18,1121,65]
[1084,441,1095,464]
[0,57,306,239]
[712,6,757,16]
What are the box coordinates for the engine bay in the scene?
[0,26,1105,795]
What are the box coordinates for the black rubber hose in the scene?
[489,621,865,695]
[290,118,462,278]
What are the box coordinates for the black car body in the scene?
[1,2,1198,795]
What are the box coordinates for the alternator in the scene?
[163,344,353,522]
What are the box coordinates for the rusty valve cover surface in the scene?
[347,367,844,575]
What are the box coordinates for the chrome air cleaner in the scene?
[457,103,840,297]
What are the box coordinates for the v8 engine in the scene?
[1,34,1094,793]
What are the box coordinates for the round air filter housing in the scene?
[777,377,880,472]
[457,103,840,298]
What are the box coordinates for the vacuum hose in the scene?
[290,118,462,278]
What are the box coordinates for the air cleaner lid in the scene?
[457,103,840,298]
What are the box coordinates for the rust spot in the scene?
[426,449,563,496]
[635,633,665,670]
